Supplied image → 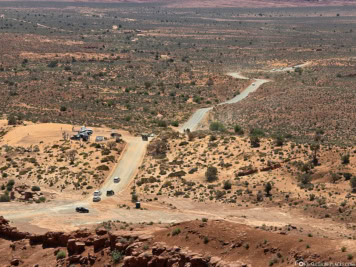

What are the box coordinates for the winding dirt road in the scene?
[2,63,329,235]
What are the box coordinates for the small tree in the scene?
[7,115,17,125]
[250,136,260,148]
[299,173,311,185]
[341,154,350,165]
[223,180,232,190]
[234,125,244,135]
[107,141,117,150]
[210,122,225,132]
[205,166,218,182]
[66,149,77,164]
[265,182,272,196]
[275,135,284,147]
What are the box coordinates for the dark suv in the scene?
[106,190,115,196]
[76,207,89,213]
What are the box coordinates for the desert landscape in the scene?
[0,0,355,266]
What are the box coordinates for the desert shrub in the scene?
[6,180,15,191]
[205,166,218,182]
[210,122,225,132]
[157,120,167,128]
[265,182,272,196]
[203,236,209,244]
[250,136,260,148]
[0,194,10,202]
[31,186,41,191]
[56,250,66,260]
[234,125,244,135]
[172,228,181,236]
[299,173,312,185]
[7,115,17,125]
[131,193,138,203]
[171,121,179,127]
[350,177,356,193]
[250,128,265,137]
[343,173,352,180]
[97,165,110,171]
[331,173,341,184]
[101,155,115,163]
[111,250,123,263]
[60,106,67,112]
[275,135,284,146]
[202,218,208,222]
[341,154,350,164]
[48,61,58,68]
[223,180,232,190]
[215,190,225,199]
[147,139,169,158]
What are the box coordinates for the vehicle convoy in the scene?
[75,207,89,213]
[113,177,120,183]
[106,190,115,196]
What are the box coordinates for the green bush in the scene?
[250,128,265,137]
[157,120,167,127]
[31,186,41,191]
[250,136,260,148]
[341,154,350,164]
[96,165,109,171]
[48,61,58,68]
[209,122,225,132]
[56,250,66,260]
[7,115,17,125]
[234,125,244,135]
[111,250,123,263]
[223,180,232,190]
[172,228,181,236]
[205,166,218,182]
[0,194,10,202]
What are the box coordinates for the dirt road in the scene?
[1,63,324,235]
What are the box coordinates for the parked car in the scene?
[113,177,120,183]
[93,196,101,202]
[252,83,256,86]
[76,207,89,213]
[93,190,102,196]
[106,190,115,196]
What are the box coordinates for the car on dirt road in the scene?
[93,190,102,196]
[76,207,89,213]
[113,177,120,183]
[93,196,101,202]
[106,190,115,196]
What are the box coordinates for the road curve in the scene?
[179,63,309,133]
[179,79,269,133]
